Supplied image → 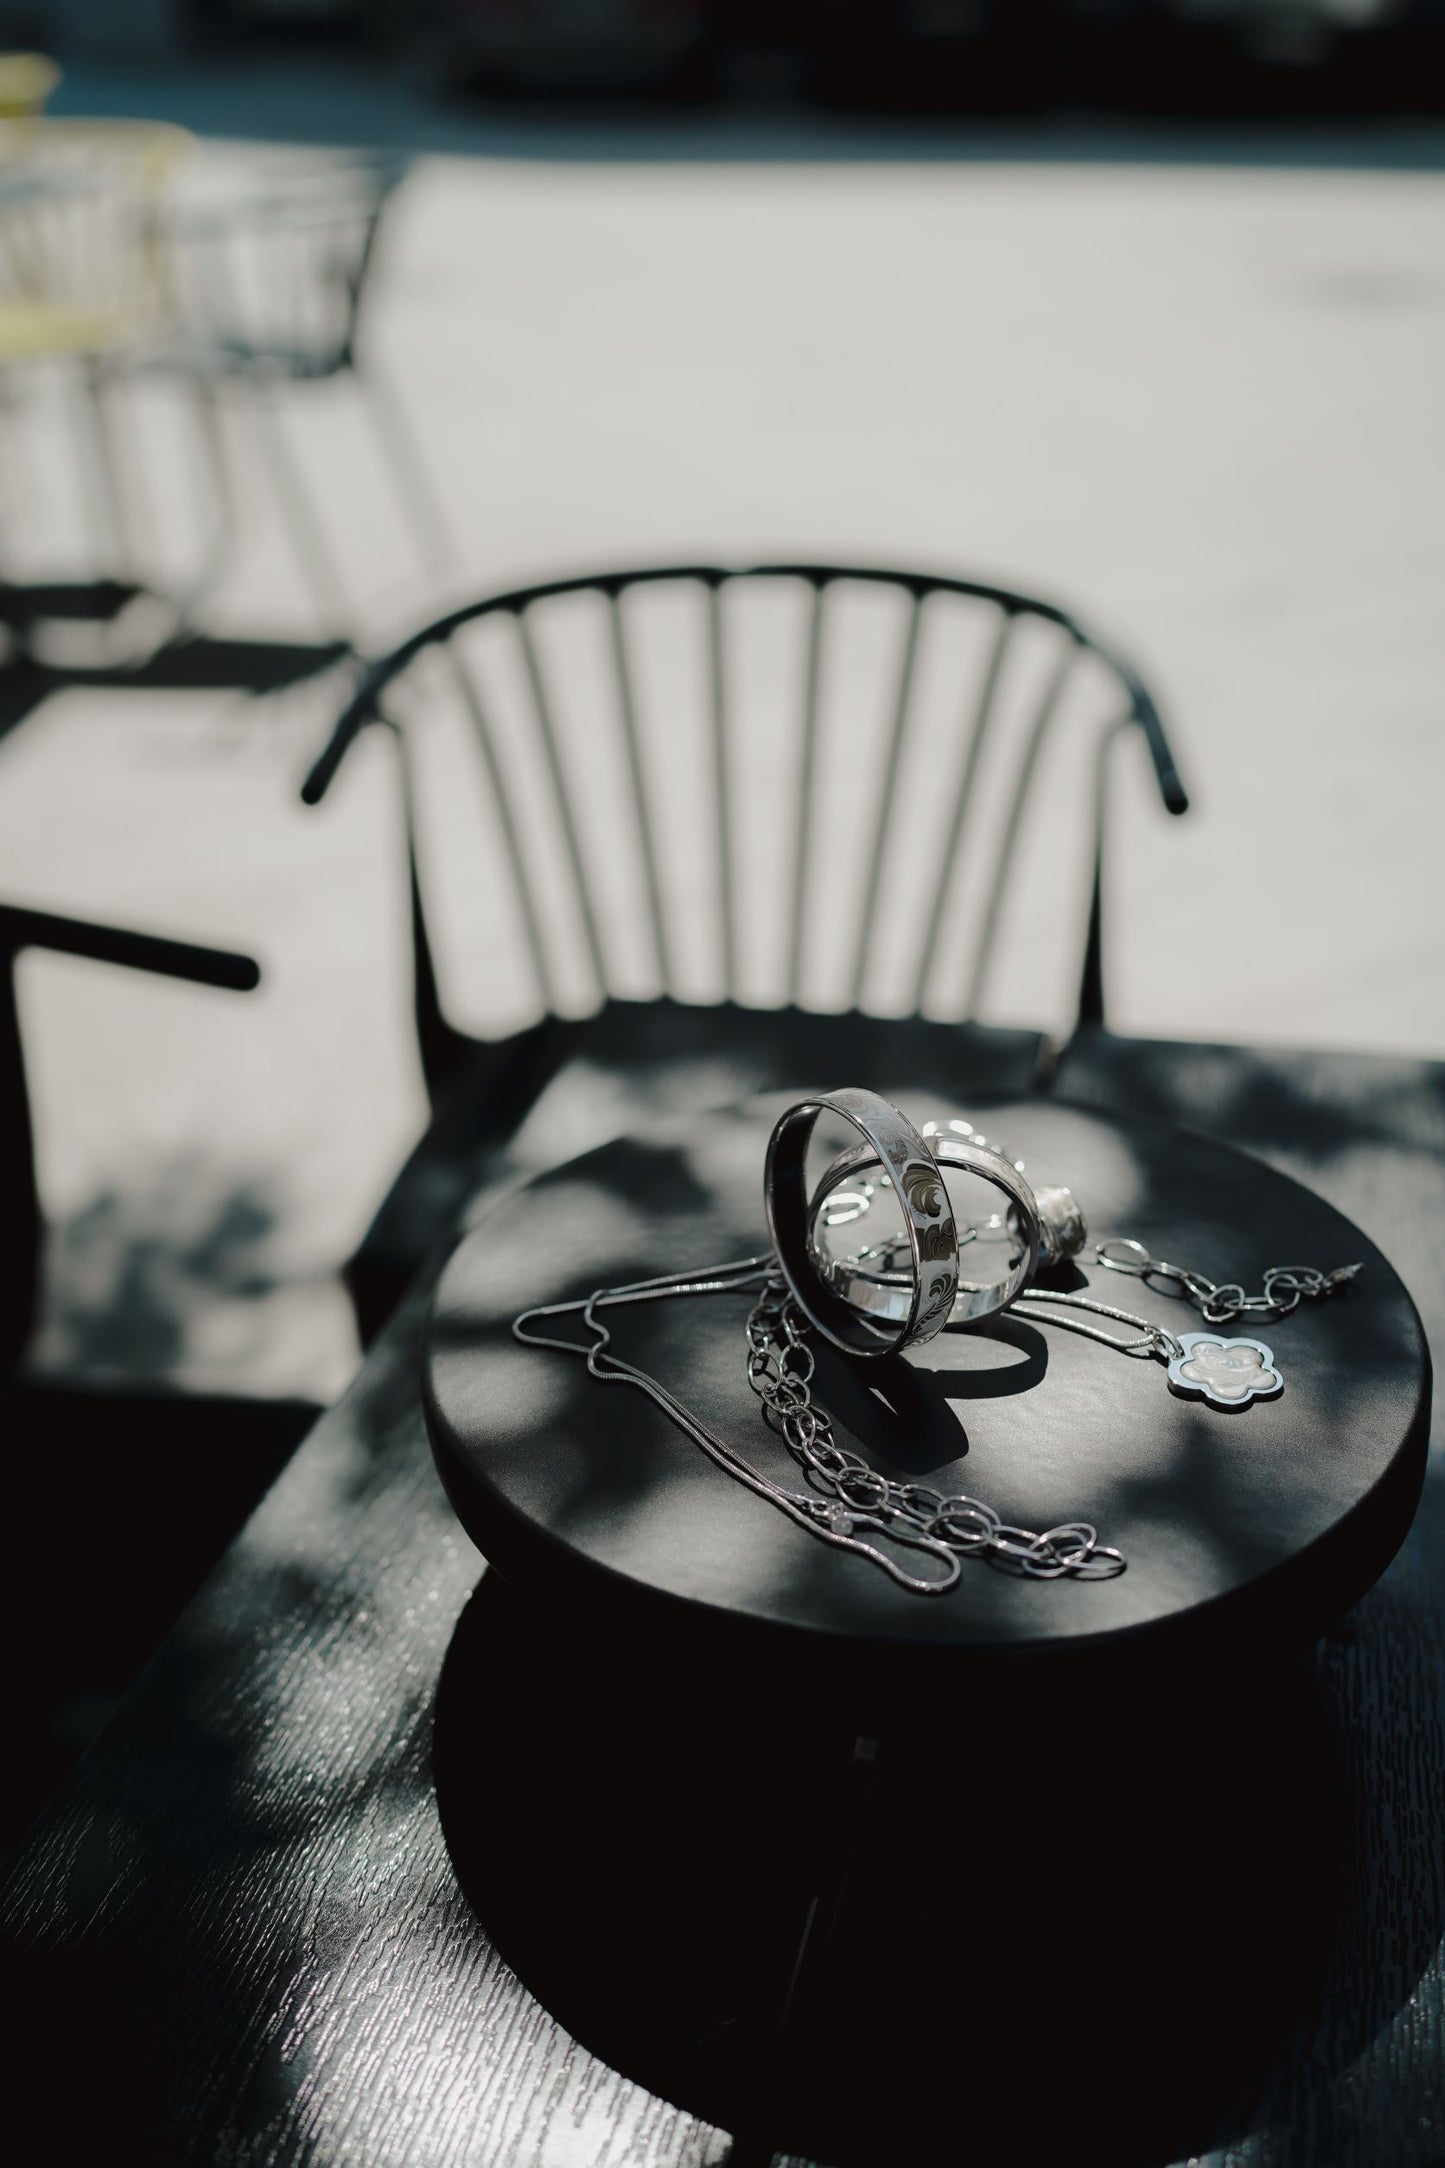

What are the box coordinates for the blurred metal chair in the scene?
[303,560,1188,1339]
[0,117,199,638]
[153,155,454,635]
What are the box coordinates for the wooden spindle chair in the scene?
[303,561,1188,1341]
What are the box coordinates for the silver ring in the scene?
[801,1127,1083,1326]
[765,1090,959,1359]
[920,1121,1085,1274]
[807,1130,1043,1329]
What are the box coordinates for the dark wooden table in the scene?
[4,1032,1442,2168]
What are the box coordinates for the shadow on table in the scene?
[4,1169,325,1852]
[433,1563,1443,2168]
[0,1270,428,2156]
[1,1381,318,1856]
[1053,1033,1445,1327]
[0,1536,347,2154]
[34,1168,294,1381]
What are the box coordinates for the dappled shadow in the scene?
[32,1159,333,1394]
[0,1508,406,2156]
[0,1375,318,1852]
[1055,1029,1445,1349]
[40,1172,274,1381]
[4,1263,727,2161]
[2,1282,499,2160]
[6,1167,334,1846]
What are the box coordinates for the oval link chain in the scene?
[743,1271,1124,1582]
[1093,1238,1362,1325]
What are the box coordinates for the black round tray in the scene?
[423,1094,1429,1687]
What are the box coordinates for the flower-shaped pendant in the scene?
[1167,1331,1283,1409]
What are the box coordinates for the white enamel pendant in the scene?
[1167,1331,1283,1409]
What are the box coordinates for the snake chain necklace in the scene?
[514,1258,1125,1595]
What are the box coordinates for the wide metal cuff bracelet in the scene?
[807,1128,1085,1330]
[765,1089,959,1358]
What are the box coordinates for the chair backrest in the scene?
[176,156,404,376]
[304,564,1186,1085]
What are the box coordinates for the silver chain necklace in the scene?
[1012,1244,1361,1409]
[1091,1237,1361,1325]
[742,1268,1123,1584]
[514,1258,1125,1596]
[821,1173,1360,1411]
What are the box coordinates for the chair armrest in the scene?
[0,905,259,990]
[301,664,388,804]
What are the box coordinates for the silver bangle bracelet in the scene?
[808,1125,1086,1330]
[764,1089,960,1358]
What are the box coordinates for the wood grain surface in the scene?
[3,1035,1441,2168]
[1,1278,733,2167]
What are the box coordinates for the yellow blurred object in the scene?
[1,116,194,182]
[0,118,195,358]
[0,117,197,598]
[0,301,132,362]
[0,52,60,121]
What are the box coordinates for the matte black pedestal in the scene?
[434,1569,1370,2168]
[424,1095,1430,1697]
[426,1094,1432,2161]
